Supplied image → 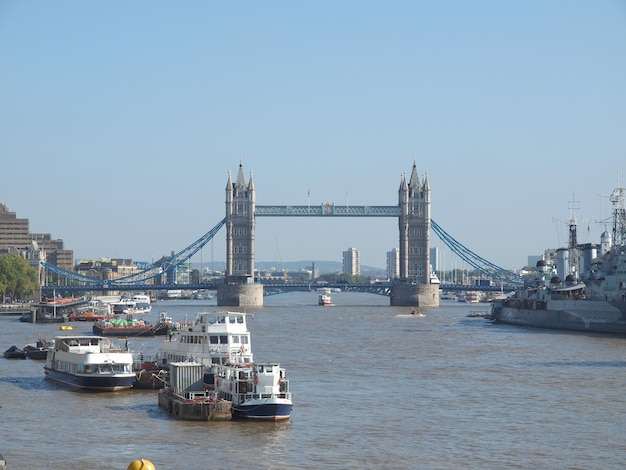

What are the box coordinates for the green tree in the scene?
[0,255,39,302]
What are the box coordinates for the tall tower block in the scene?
[398,162,431,283]
[218,162,263,306]
[391,161,439,307]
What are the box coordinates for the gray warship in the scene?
[491,185,626,334]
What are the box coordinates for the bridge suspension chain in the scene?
[431,219,522,285]
[41,217,226,287]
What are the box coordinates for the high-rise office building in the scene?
[0,203,73,270]
[342,247,360,275]
[387,248,399,280]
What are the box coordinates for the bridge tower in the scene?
[217,162,263,306]
[392,161,439,307]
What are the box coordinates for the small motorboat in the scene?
[23,337,54,360]
[4,345,27,359]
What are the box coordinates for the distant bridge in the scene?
[41,280,516,296]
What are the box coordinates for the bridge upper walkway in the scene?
[255,204,401,217]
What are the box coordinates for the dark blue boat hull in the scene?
[232,403,292,421]
[44,367,135,391]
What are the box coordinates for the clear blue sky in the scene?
[1,1,624,272]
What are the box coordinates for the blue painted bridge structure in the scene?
[40,204,522,294]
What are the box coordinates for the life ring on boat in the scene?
[215,379,219,387]
[254,375,258,385]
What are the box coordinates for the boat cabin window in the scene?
[232,335,239,343]
[208,335,228,344]
[217,316,225,323]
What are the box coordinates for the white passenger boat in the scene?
[213,362,292,421]
[318,290,332,306]
[44,335,135,391]
[112,294,152,315]
[157,311,253,376]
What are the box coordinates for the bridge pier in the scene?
[390,284,440,308]
[217,283,264,307]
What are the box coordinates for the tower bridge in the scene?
[40,161,521,305]
[222,161,436,307]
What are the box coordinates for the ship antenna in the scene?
[568,193,580,278]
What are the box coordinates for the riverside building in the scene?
[0,203,73,271]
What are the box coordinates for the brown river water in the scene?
[1,293,625,469]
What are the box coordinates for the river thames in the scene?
[1,292,625,469]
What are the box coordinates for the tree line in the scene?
[0,255,39,303]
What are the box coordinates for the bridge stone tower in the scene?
[391,162,439,307]
[217,162,264,306]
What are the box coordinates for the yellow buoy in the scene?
[127,459,155,470]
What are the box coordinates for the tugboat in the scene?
[491,186,626,334]
[212,362,292,421]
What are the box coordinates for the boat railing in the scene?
[239,392,291,402]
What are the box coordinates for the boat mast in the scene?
[610,185,625,249]
[568,194,580,279]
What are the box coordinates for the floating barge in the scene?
[158,362,231,421]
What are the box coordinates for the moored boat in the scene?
[68,300,112,321]
[23,336,54,360]
[463,292,481,303]
[44,335,135,391]
[21,297,88,323]
[491,185,626,334]
[212,362,292,421]
[112,294,152,316]
[93,318,156,337]
[152,311,175,336]
[157,362,231,421]
[4,345,26,359]
[157,311,253,378]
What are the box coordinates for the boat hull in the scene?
[44,367,135,391]
[491,300,626,335]
[232,402,293,421]
[4,346,26,359]
[24,346,50,360]
[93,323,155,337]
[158,390,231,421]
